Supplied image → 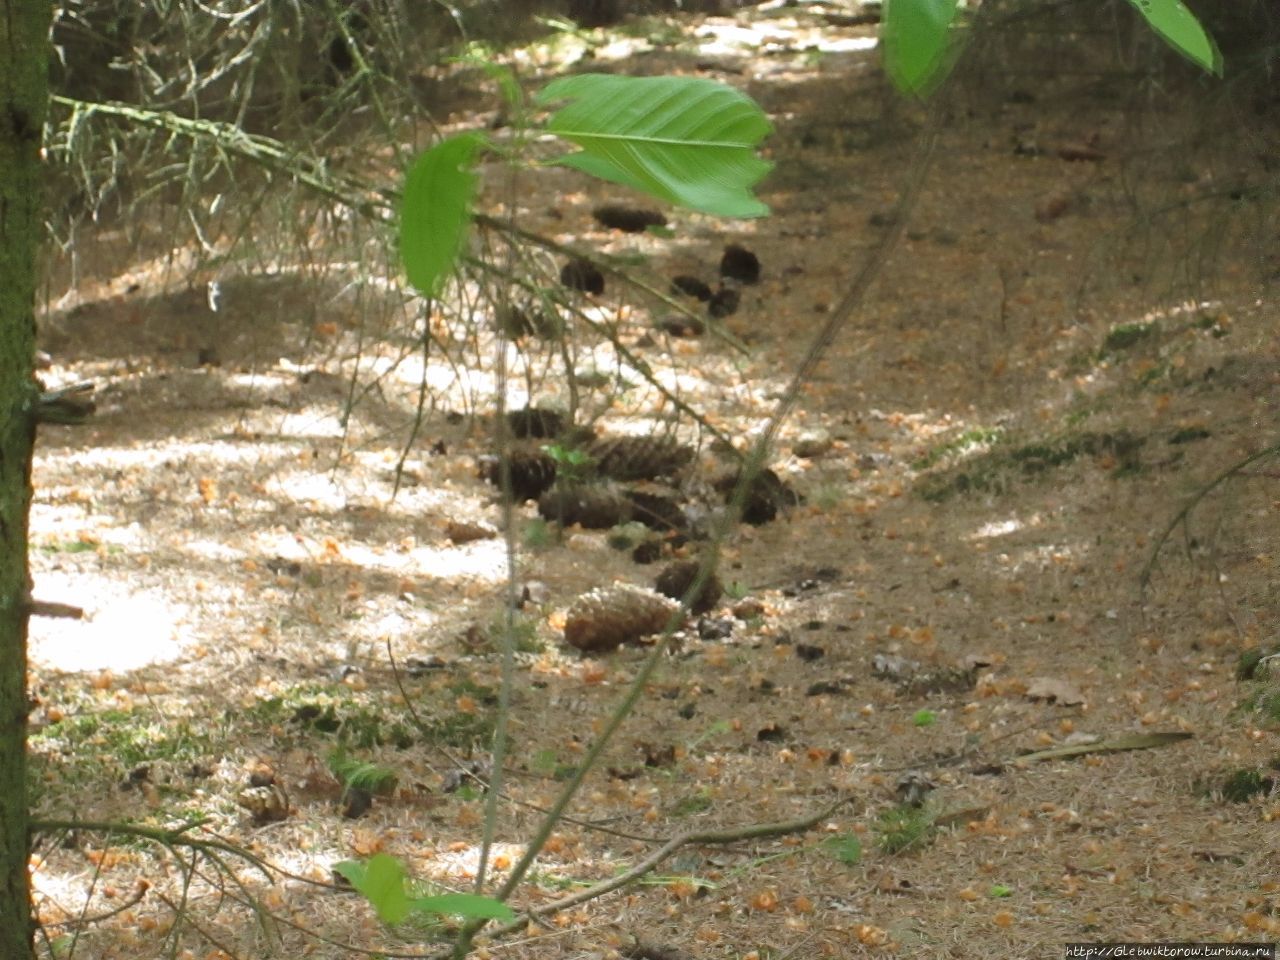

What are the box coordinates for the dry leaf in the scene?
[1025,677,1085,705]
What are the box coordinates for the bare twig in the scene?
[460,792,859,952]
[41,880,150,929]
[1140,441,1280,593]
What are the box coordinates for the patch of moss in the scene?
[915,430,1146,501]
[244,686,419,750]
[1219,769,1272,803]
[1102,320,1157,354]
[669,789,713,817]
[1064,396,1109,428]
[913,427,1004,470]
[1235,649,1266,681]
[33,711,213,769]
[1168,426,1211,445]
[1137,359,1172,385]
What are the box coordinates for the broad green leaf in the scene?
[882,0,958,96]
[536,74,772,219]
[400,132,485,296]
[1126,0,1222,76]
[334,854,413,925]
[335,855,515,925]
[413,893,516,921]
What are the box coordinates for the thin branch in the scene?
[41,880,150,928]
[1140,441,1280,593]
[456,793,858,953]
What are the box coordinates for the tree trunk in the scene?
[0,2,52,957]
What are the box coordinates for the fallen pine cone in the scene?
[560,257,605,295]
[563,584,682,653]
[654,559,723,614]
[538,483,632,529]
[588,435,693,482]
[593,204,667,233]
[478,446,558,502]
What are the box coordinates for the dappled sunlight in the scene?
[30,573,190,672]
[339,540,510,585]
[971,517,1025,540]
[432,842,528,884]
[693,10,878,58]
[18,1,1278,956]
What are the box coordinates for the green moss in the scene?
[915,429,1146,501]
[33,711,212,769]
[913,426,1004,470]
[1236,649,1266,680]
[523,518,553,548]
[669,789,713,817]
[1102,321,1157,353]
[1220,769,1271,803]
[1137,360,1172,385]
[1168,426,1211,445]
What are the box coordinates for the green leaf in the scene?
[412,893,516,921]
[400,132,485,296]
[882,0,959,96]
[989,884,1013,898]
[536,74,773,219]
[1125,0,1221,76]
[334,855,515,925]
[334,854,413,925]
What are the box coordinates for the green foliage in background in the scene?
[882,0,1221,96]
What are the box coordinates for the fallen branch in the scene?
[455,792,858,952]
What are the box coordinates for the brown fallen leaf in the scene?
[1025,676,1086,705]
[1058,142,1106,162]
[1035,193,1073,222]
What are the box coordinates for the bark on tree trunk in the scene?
[0,2,52,957]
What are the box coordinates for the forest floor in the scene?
[24,4,1280,959]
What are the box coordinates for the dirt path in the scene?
[26,6,1280,959]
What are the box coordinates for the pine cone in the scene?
[654,560,723,615]
[538,484,631,529]
[715,467,800,525]
[563,584,682,653]
[478,446,557,502]
[507,406,566,439]
[623,482,688,533]
[588,435,693,482]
